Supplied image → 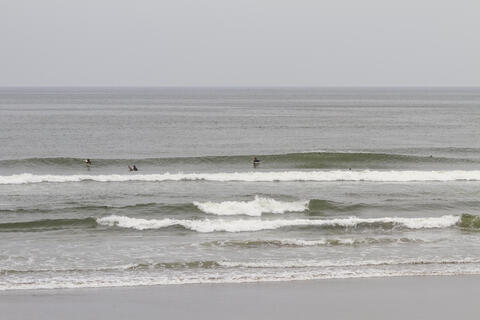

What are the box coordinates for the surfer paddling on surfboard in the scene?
[253,157,260,168]
[128,165,138,171]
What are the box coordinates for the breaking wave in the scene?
[193,196,308,216]
[5,214,479,233]
[96,215,460,232]
[4,170,480,184]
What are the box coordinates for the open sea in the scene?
[2,87,480,290]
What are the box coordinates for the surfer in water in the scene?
[253,157,260,168]
[128,165,138,171]
[84,159,92,167]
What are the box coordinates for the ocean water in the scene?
[1,87,480,290]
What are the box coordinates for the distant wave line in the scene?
[0,151,472,168]
[4,170,480,184]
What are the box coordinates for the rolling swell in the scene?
[457,214,480,229]
[0,157,89,168]
[262,152,457,169]
[0,218,97,232]
[0,202,200,215]
[308,199,366,214]
[0,152,470,170]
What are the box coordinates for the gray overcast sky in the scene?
[1,0,479,86]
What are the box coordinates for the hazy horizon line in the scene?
[1,85,479,89]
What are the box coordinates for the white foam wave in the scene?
[193,196,308,216]
[4,170,480,184]
[219,257,480,268]
[205,236,439,248]
[275,237,433,246]
[96,215,460,232]
[3,257,480,290]
[277,238,355,246]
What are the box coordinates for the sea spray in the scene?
[193,196,308,216]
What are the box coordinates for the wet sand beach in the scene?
[2,276,480,320]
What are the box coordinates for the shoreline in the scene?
[2,275,480,319]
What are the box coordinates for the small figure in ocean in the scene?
[253,157,260,168]
[128,165,138,171]
[84,159,92,167]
